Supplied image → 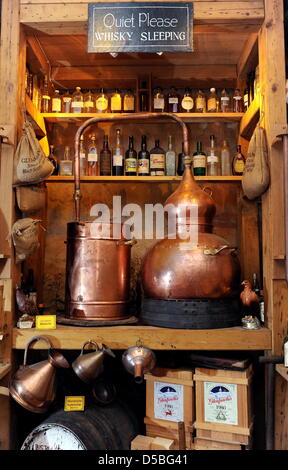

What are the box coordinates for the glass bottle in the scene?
[110,89,122,113]
[193,141,206,176]
[32,75,39,109]
[177,143,186,176]
[48,145,58,176]
[207,135,220,176]
[138,135,150,176]
[112,129,124,176]
[59,146,73,176]
[195,90,206,113]
[71,87,84,113]
[150,139,165,176]
[167,86,179,113]
[233,89,244,113]
[232,145,246,175]
[84,90,95,113]
[100,135,111,176]
[51,89,62,113]
[140,81,148,112]
[165,136,176,176]
[41,75,51,113]
[87,134,98,176]
[79,134,87,177]
[95,88,109,113]
[153,87,165,112]
[220,140,231,176]
[181,88,194,113]
[123,89,135,113]
[254,65,260,98]
[125,136,137,176]
[62,90,72,113]
[207,88,217,113]
[220,89,230,113]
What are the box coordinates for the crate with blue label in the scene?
[194,365,254,446]
[144,368,194,449]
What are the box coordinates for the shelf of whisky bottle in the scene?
[46,176,242,183]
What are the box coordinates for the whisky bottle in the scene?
[51,89,62,113]
[150,139,165,176]
[84,90,95,113]
[87,134,98,176]
[95,88,109,113]
[193,142,206,176]
[48,145,58,176]
[165,136,176,176]
[153,87,165,112]
[195,90,206,113]
[233,89,244,113]
[59,146,73,176]
[112,129,124,176]
[181,88,194,113]
[111,89,122,113]
[220,89,230,113]
[207,135,220,176]
[62,90,72,113]
[138,135,150,176]
[177,143,186,176]
[207,88,217,113]
[100,135,111,176]
[232,145,245,175]
[41,75,51,113]
[123,90,135,113]
[125,136,137,176]
[139,81,148,112]
[167,87,179,113]
[221,140,231,176]
[71,87,84,113]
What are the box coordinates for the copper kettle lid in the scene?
[165,157,216,227]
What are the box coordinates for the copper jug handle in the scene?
[203,246,238,256]
[23,336,52,366]
[80,340,99,355]
[202,187,213,198]
[116,239,137,247]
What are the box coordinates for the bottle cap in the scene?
[210,88,216,92]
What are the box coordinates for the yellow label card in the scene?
[36,315,56,329]
[64,396,85,412]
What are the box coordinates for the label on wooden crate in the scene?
[64,396,85,412]
[204,382,238,426]
[35,315,56,329]
[154,381,184,422]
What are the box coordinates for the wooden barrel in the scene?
[21,402,138,450]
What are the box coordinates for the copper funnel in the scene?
[9,336,69,413]
[72,340,115,384]
[122,343,156,384]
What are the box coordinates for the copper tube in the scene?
[74,113,190,221]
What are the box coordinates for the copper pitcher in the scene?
[9,336,69,413]
[72,340,115,383]
[122,343,156,383]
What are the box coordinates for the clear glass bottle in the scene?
[207,88,217,113]
[95,88,109,113]
[48,145,58,175]
[177,143,186,176]
[167,86,179,113]
[207,135,220,176]
[233,89,244,113]
[195,90,206,113]
[51,89,62,113]
[153,87,165,112]
[125,136,137,176]
[220,140,231,176]
[87,134,98,176]
[150,139,166,176]
[41,75,51,113]
[181,88,194,113]
[110,89,122,113]
[59,146,73,176]
[193,141,206,176]
[62,90,72,113]
[232,145,246,175]
[84,90,95,113]
[165,136,176,176]
[71,87,84,113]
[79,134,87,176]
[100,135,111,176]
[220,89,230,113]
[138,135,150,176]
[123,89,135,113]
[112,129,124,176]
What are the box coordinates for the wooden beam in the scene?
[26,34,50,76]
[237,32,259,78]
[240,96,260,140]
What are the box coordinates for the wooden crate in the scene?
[131,435,175,450]
[193,437,242,451]
[194,365,253,445]
[145,421,193,450]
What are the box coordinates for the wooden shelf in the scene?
[47,176,242,183]
[0,363,11,380]
[13,325,272,351]
[42,112,244,124]
[276,364,288,382]
[240,97,260,141]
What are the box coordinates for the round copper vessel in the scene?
[141,159,241,299]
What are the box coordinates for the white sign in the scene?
[154,381,184,422]
[204,382,238,426]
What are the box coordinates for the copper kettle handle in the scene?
[23,336,52,366]
[116,239,137,246]
[80,340,99,355]
[204,246,238,256]
[202,187,213,198]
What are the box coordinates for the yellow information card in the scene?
[36,315,56,329]
[64,396,85,412]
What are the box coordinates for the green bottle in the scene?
[193,141,206,176]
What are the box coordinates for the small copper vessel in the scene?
[72,340,115,383]
[9,336,69,413]
[122,343,156,383]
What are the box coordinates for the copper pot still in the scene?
[141,158,241,300]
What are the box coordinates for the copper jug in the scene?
[72,340,115,383]
[122,343,156,383]
[9,336,69,413]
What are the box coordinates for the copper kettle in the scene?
[122,343,156,383]
[72,340,116,383]
[9,336,69,413]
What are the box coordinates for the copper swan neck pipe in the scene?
[73,113,191,221]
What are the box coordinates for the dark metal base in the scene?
[57,315,138,327]
[140,298,242,330]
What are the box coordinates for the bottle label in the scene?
[151,170,165,176]
[233,96,242,101]
[52,98,61,112]
[207,156,219,163]
[196,97,205,111]
[63,97,72,103]
[125,158,137,172]
[138,159,149,174]
[113,154,123,166]
[181,96,194,111]
[193,155,206,168]
[154,98,164,110]
[124,96,134,111]
[234,158,245,173]
[221,97,230,102]
[169,97,178,104]
[84,101,94,108]
[42,95,51,100]
[150,153,165,169]
[96,97,108,111]
[80,152,86,159]
[71,101,84,108]
[111,96,121,111]
[88,152,98,162]
[208,98,217,112]
[100,157,111,175]
[260,300,265,324]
